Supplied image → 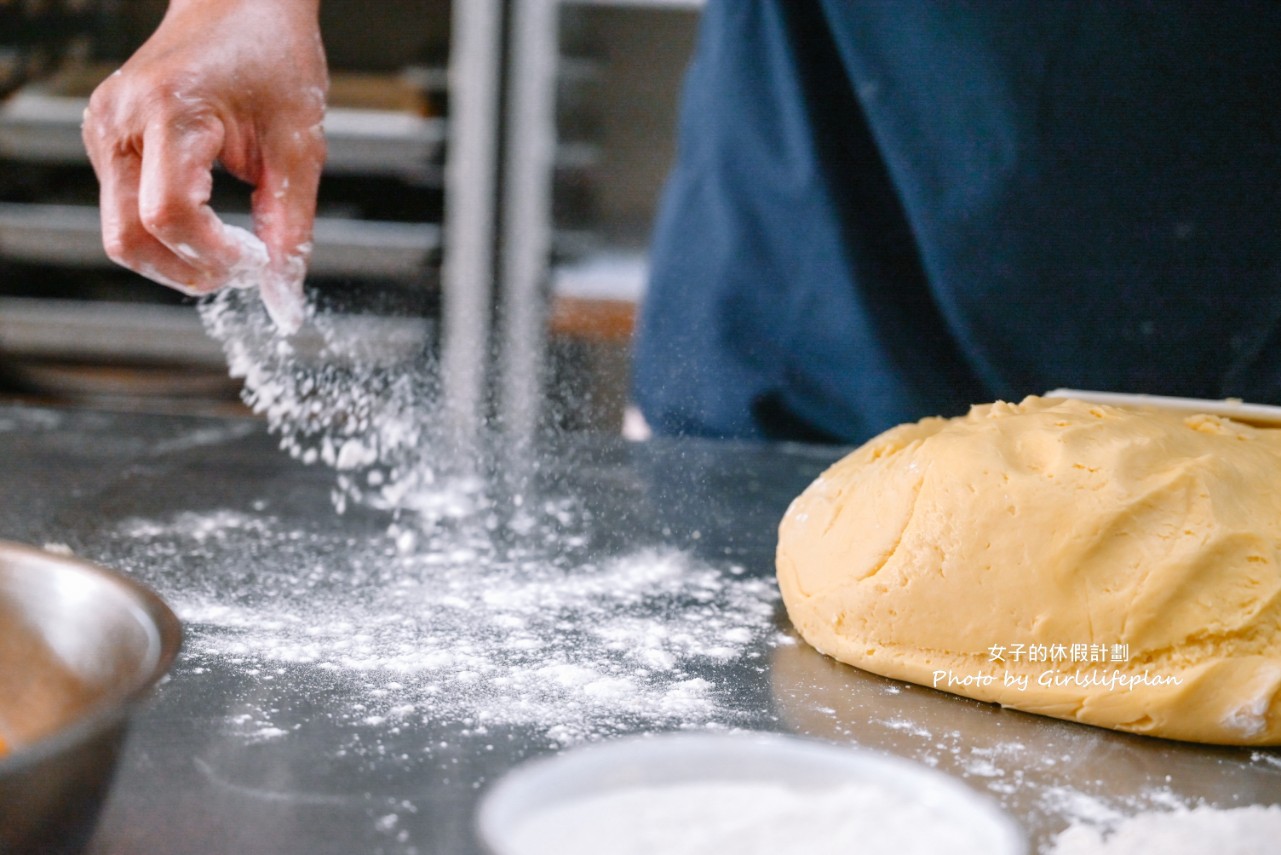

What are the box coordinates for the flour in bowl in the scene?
[506,781,999,855]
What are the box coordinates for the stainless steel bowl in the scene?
[0,541,181,855]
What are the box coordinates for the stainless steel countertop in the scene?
[0,404,1276,854]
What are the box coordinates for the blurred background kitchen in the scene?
[0,0,701,435]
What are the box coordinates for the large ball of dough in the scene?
[776,397,1281,745]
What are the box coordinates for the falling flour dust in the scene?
[198,287,443,514]
[95,287,777,746]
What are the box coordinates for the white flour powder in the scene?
[198,287,444,515]
[111,502,779,745]
[218,224,306,335]
[504,780,1000,855]
[185,275,788,741]
[856,707,1281,853]
[1047,804,1281,855]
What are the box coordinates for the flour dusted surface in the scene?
[1047,804,1281,855]
[109,501,779,745]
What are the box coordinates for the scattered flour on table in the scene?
[109,502,779,745]
[1039,786,1130,828]
[1250,750,1281,771]
[1034,778,1281,855]
[1046,804,1281,855]
[505,781,998,855]
[850,714,1280,854]
[0,407,64,432]
[877,717,932,740]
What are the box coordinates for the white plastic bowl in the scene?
[476,731,1027,855]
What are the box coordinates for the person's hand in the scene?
[82,0,327,333]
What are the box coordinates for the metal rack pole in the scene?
[441,0,506,444]
[498,0,560,445]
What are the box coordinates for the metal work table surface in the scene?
[0,404,1276,854]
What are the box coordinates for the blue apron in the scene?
[633,0,1281,442]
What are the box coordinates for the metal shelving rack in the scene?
[0,80,449,312]
[499,0,702,438]
[0,1,511,431]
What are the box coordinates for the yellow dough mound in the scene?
[776,396,1281,745]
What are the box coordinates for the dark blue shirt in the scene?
[633,0,1281,443]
